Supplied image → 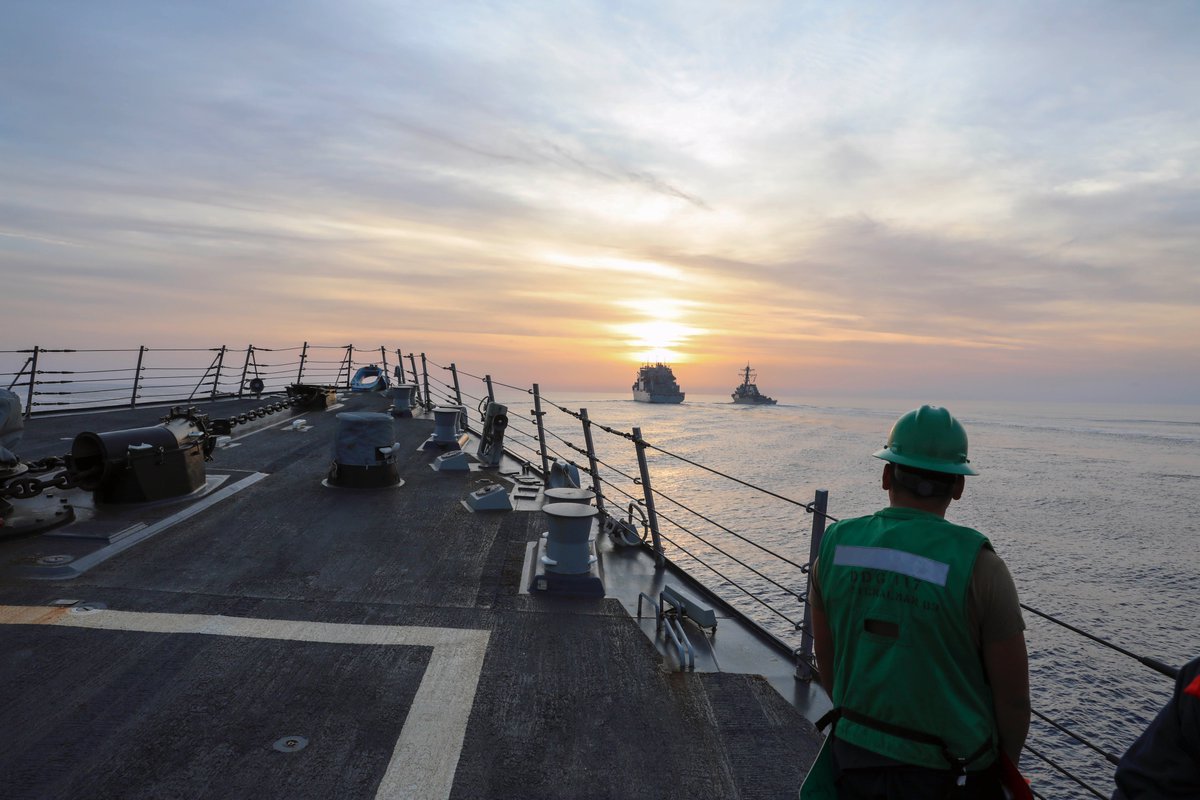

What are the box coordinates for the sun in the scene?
[615,319,702,364]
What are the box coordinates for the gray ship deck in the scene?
[0,393,822,799]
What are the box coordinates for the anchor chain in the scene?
[206,394,307,438]
[0,456,78,500]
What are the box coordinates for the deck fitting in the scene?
[273,735,309,753]
[69,602,106,614]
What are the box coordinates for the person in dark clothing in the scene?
[1112,655,1200,799]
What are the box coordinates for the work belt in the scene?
[816,707,993,783]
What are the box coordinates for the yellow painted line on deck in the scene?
[0,605,490,800]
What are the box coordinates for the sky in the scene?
[2,1,1198,402]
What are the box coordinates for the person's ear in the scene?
[951,475,965,500]
[881,463,893,491]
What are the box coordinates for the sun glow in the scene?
[614,318,704,364]
[542,253,684,280]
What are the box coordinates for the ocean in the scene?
[492,389,1200,799]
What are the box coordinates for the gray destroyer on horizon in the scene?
[731,364,777,405]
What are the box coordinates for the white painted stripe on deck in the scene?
[0,606,490,800]
[61,472,270,576]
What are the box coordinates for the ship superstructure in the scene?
[632,362,685,404]
[731,364,777,405]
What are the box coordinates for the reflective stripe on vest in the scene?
[832,544,951,586]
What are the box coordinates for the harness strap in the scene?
[823,707,992,775]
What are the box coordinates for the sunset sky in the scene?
[2,2,1197,402]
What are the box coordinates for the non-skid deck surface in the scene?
[0,395,820,799]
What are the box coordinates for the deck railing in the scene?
[1,344,409,416]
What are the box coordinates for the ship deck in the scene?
[0,393,822,799]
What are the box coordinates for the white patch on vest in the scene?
[833,545,950,586]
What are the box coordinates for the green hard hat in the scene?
[873,405,978,476]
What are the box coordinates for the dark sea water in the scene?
[496,389,1200,799]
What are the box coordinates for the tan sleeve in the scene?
[968,547,1025,645]
[809,557,824,612]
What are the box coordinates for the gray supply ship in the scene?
[731,364,777,405]
[631,362,685,404]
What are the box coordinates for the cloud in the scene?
[1,1,1198,401]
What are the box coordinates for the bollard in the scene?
[527,501,605,597]
[542,502,598,575]
[326,412,403,488]
[391,384,418,418]
[543,487,594,505]
[423,406,466,451]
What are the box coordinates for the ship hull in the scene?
[633,390,684,404]
[732,395,776,405]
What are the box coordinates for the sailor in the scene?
[805,405,1030,799]
[1111,654,1200,799]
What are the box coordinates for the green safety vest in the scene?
[818,506,998,771]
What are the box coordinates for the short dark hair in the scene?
[892,464,956,498]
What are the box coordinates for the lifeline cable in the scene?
[490,378,531,393]
[596,475,641,506]
[458,389,485,405]
[540,426,586,458]
[641,440,839,522]
[652,506,806,603]
[655,527,805,630]
[1020,603,1178,679]
[29,386,126,396]
[439,364,530,394]
[10,347,133,353]
[1031,709,1120,766]
[30,367,131,375]
[502,416,541,439]
[647,483,809,572]
[555,407,836,526]
[590,469,812,632]
[503,426,540,446]
[1022,742,1107,799]
[539,440,577,466]
[505,437,540,460]
[541,408,813,569]
[591,453,640,484]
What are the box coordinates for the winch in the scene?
[68,407,216,504]
[2,385,323,531]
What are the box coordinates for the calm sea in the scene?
[498,390,1200,799]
